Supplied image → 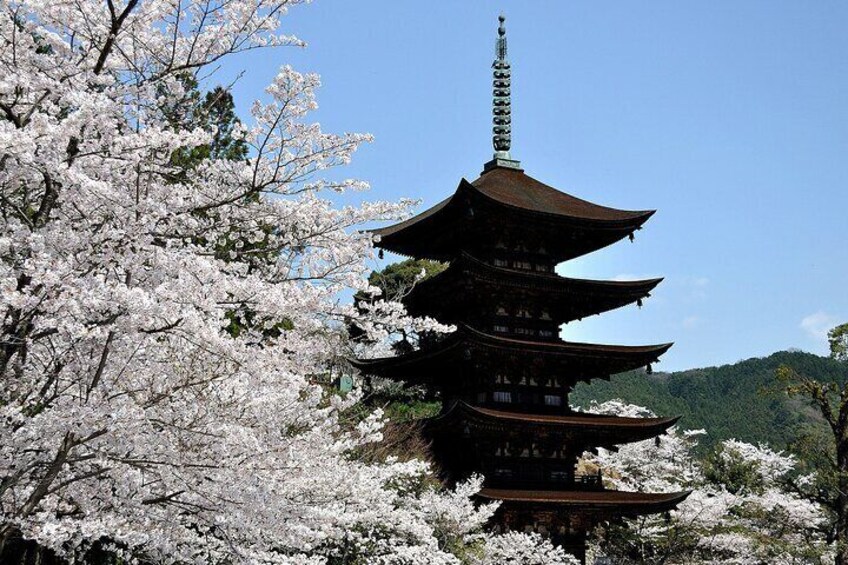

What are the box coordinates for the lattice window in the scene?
[493,391,512,403]
[550,469,570,481]
[493,324,509,333]
[544,394,562,406]
[494,374,512,385]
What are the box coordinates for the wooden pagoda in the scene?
[353,15,688,563]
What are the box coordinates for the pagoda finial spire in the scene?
[484,13,522,172]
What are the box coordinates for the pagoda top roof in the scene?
[437,402,679,430]
[477,488,690,513]
[372,167,655,258]
[470,167,653,222]
[373,194,452,241]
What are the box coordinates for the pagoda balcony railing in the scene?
[486,476,606,492]
[485,465,605,491]
[574,472,604,488]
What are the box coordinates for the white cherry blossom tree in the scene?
[582,401,829,564]
[0,1,569,563]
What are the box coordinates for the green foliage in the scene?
[223,308,294,339]
[169,86,249,169]
[162,76,248,176]
[703,443,764,495]
[0,534,128,565]
[382,400,441,423]
[773,324,848,558]
[366,258,447,301]
[829,323,848,362]
[789,423,838,523]
[571,350,847,453]
[359,375,441,422]
[160,78,281,337]
[350,259,448,350]
[349,376,441,475]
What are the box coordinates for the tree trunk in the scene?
[837,499,848,565]
[0,534,60,565]
[836,441,848,565]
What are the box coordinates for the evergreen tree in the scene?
[778,322,848,564]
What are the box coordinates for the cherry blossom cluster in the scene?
[582,400,828,564]
[0,1,562,563]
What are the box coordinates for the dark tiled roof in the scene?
[461,325,673,357]
[428,402,680,450]
[478,488,690,507]
[372,196,452,239]
[460,403,679,429]
[351,325,672,369]
[471,167,653,222]
[372,167,654,241]
[415,252,663,297]
[350,326,672,383]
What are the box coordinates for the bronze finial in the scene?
[485,13,521,172]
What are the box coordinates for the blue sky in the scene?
[218,1,848,371]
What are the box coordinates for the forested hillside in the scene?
[571,350,846,452]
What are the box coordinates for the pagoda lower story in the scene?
[484,490,686,562]
[355,319,687,562]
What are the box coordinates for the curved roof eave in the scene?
[468,168,655,225]
[350,326,672,372]
[477,488,691,508]
[433,401,679,431]
[461,325,674,358]
[371,194,455,240]
[369,170,656,245]
[420,252,664,292]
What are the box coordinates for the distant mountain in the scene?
[571,351,846,452]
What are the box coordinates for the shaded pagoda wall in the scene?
[424,356,579,414]
[430,426,602,490]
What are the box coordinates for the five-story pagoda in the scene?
[353,15,688,563]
